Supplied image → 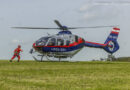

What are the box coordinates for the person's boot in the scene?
[9,60,12,62]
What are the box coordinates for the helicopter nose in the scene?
[33,43,38,50]
[33,43,36,48]
[32,43,43,52]
[33,43,39,50]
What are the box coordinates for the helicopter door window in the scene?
[47,38,56,46]
[70,35,75,44]
[66,40,70,46]
[75,35,78,42]
[57,39,64,46]
[36,37,50,46]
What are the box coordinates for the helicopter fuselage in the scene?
[33,31,85,58]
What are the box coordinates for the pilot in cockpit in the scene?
[48,42,53,46]
[57,39,64,46]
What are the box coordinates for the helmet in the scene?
[18,45,21,48]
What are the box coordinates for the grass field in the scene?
[0,60,130,90]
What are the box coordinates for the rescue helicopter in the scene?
[13,20,120,61]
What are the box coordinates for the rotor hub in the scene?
[58,31,72,35]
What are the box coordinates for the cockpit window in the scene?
[47,38,56,46]
[66,40,70,46]
[36,37,50,46]
[75,35,78,42]
[57,39,64,46]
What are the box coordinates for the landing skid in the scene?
[31,52,63,62]
[30,48,45,62]
[32,55,44,62]
[107,53,116,61]
[30,48,71,62]
[46,55,62,61]
[32,54,63,62]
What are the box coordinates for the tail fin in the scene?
[103,27,120,54]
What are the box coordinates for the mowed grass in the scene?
[0,60,130,90]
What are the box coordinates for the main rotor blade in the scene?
[12,25,118,30]
[54,20,69,30]
[54,20,64,30]
[12,27,60,29]
[67,25,118,29]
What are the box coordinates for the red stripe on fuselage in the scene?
[86,41,106,46]
[113,27,120,30]
[111,31,119,35]
[33,38,84,48]
[85,41,113,47]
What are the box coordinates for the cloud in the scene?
[79,4,92,12]
[79,2,120,22]
[11,39,34,45]
[90,0,130,5]
[12,39,23,44]
[83,13,96,20]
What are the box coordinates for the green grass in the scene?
[0,60,130,90]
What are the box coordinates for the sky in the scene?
[0,0,130,61]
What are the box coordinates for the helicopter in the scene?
[13,20,120,61]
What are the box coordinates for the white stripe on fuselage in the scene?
[39,47,83,58]
[112,29,120,32]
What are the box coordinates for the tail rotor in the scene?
[103,27,120,54]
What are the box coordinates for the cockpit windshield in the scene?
[47,38,56,46]
[36,37,50,46]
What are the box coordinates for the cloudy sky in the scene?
[0,0,130,61]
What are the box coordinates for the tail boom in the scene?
[85,41,106,48]
[85,27,120,54]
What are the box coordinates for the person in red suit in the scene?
[10,45,23,62]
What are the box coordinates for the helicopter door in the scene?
[66,40,70,46]
[47,38,56,46]
[75,35,78,42]
[57,39,64,46]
